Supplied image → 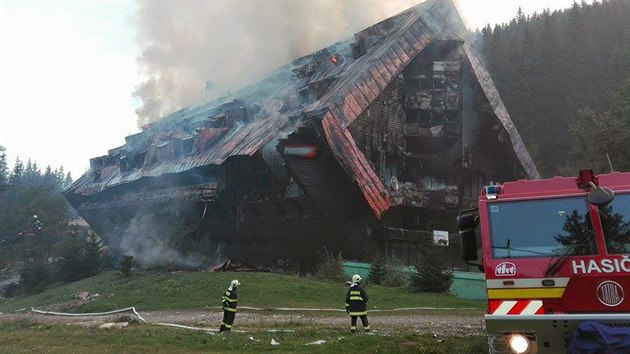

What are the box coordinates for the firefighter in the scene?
[345,274,370,333]
[32,215,42,231]
[219,279,239,332]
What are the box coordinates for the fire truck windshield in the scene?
[601,193,630,254]
[488,196,597,258]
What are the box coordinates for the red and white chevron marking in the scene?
[488,300,544,315]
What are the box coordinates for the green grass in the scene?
[0,320,488,354]
[0,271,484,314]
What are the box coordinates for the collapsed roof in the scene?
[67,0,538,217]
[64,0,539,267]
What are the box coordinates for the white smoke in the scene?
[133,0,421,126]
[119,214,203,268]
[419,176,457,190]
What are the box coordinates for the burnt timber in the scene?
[64,0,539,268]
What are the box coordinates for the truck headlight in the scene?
[509,333,530,353]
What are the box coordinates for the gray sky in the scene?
[0,0,586,178]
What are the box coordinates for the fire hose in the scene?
[29,305,477,333]
[30,307,241,332]
[230,306,477,312]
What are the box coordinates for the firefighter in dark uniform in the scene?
[219,279,239,332]
[345,274,370,332]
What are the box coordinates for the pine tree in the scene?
[9,157,24,186]
[64,172,73,189]
[0,146,8,188]
[43,165,54,186]
[368,253,387,285]
[409,244,453,293]
[57,233,101,282]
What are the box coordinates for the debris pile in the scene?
[209,259,257,272]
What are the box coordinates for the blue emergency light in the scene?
[484,185,500,199]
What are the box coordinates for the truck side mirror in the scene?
[457,213,479,261]
[457,213,478,229]
[459,228,478,261]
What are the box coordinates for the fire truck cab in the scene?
[458,170,630,353]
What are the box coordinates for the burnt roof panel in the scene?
[67,0,539,218]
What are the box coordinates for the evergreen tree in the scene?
[409,244,453,293]
[57,233,101,282]
[0,146,9,192]
[64,172,73,189]
[368,253,387,285]
[0,146,8,188]
[9,157,24,186]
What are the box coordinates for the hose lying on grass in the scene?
[29,305,477,333]
[29,307,295,333]
[209,306,478,312]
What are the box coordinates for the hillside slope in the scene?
[0,271,483,313]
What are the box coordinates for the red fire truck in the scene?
[458,170,630,354]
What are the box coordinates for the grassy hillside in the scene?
[0,271,483,313]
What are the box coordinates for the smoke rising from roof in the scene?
[133,0,419,127]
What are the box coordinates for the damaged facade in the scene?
[63,0,539,269]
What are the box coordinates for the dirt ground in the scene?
[0,309,485,336]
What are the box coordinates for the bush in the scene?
[367,253,387,285]
[368,252,408,287]
[313,248,345,282]
[56,234,101,282]
[409,245,453,293]
[17,260,52,295]
[3,281,21,297]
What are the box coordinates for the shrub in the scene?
[368,256,386,285]
[56,234,101,282]
[409,244,453,293]
[17,260,51,294]
[368,252,408,287]
[3,281,21,297]
[313,248,345,282]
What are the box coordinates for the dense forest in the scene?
[478,0,630,176]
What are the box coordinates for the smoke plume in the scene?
[119,214,203,268]
[133,0,420,126]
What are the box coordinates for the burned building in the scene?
[63,0,539,268]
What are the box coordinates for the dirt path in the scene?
[0,309,485,336]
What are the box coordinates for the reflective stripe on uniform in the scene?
[221,322,232,328]
[349,296,364,301]
[224,307,237,312]
[349,311,367,316]
[350,291,361,295]
[223,298,237,302]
